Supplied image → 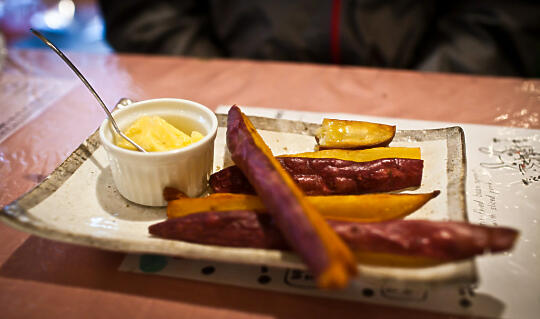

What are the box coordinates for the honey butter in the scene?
[116,116,204,152]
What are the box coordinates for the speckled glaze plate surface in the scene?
[0,114,470,285]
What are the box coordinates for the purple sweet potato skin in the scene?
[149,211,518,261]
[149,210,288,249]
[210,157,424,195]
[327,219,517,261]
[225,105,331,277]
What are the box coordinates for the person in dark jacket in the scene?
[99,0,540,77]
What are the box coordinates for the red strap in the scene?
[331,0,342,64]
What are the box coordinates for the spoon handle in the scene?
[30,29,146,153]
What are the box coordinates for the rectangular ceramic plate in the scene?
[0,114,471,285]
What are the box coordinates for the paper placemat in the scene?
[120,106,540,319]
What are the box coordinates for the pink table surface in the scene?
[1,49,538,319]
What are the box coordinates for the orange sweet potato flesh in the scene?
[279,147,420,162]
[167,191,440,222]
[226,105,357,288]
[316,118,396,149]
[304,192,438,222]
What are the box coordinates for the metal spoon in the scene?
[30,29,147,153]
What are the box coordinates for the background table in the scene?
[1,49,538,319]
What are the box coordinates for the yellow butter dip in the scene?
[116,116,204,152]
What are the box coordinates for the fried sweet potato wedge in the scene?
[209,157,423,195]
[167,191,440,222]
[304,192,438,222]
[226,105,356,288]
[149,210,518,267]
[316,118,396,149]
[280,147,421,162]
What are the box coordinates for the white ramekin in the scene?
[99,98,218,206]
